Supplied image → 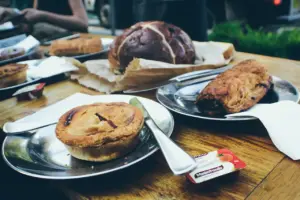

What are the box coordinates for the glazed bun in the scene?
[109,21,196,73]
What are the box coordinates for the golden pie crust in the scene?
[0,64,28,88]
[55,102,144,161]
[49,37,103,56]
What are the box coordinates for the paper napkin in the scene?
[14,35,40,52]
[0,35,40,53]
[15,93,93,125]
[227,101,300,160]
[10,93,146,126]
[27,56,79,78]
[0,21,14,31]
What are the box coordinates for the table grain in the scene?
[1,36,300,200]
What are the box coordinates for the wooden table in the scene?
[1,40,300,199]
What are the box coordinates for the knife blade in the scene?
[129,97,197,175]
[123,64,232,94]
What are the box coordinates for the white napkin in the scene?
[15,93,93,125]
[0,35,40,53]
[12,93,144,125]
[27,56,78,78]
[14,35,40,52]
[226,101,300,160]
[0,21,14,31]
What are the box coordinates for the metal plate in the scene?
[0,59,42,92]
[45,48,109,62]
[156,74,300,121]
[2,95,174,179]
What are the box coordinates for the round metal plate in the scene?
[156,74,300,121]
[0,59,42,92]
[2,95,174,179]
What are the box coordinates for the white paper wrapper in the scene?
[27,56,79,79]
[0,21,14,31]
[227,101,300,160]
[14,35,40,52]
[14,93,93,125]
[71,41,235,93]
[0,35,40,53]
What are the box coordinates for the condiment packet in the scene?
[13,83,45,101]
[186,149,246,184]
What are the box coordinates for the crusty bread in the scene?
[49,37,103,56]
[196,59,272,115]
[71,41,236,94]
[108,21,196,73]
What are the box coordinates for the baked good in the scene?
[0,47,25,61]
[109,21,196,73]
[49,37,103,56]
[56,102,144,162]
[0,64,28,88]
[195,59,273,116]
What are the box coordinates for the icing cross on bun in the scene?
[109,21,196,73]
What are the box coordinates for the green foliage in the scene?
[209,22,300,60]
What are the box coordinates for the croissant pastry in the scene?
[196,59,273,116]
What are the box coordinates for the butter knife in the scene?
[3,121,57,135]
[123,64,232,94]
[129,97,197,175]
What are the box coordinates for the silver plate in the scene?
[156,74,300,121]
[0,59,42,92]
[2,95,174,179]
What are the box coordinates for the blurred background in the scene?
[1,0,300,58]
[86,0,300,60]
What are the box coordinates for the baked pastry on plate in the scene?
[0,47,26,61]
[196,59,273,116]
[49,37,103,56]
[56,102,144,162]
[0,63,28,88]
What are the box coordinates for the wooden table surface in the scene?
[1,35,300,200]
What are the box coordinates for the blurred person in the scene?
[22,0,88,32]
[132,0,208,41]
[0,6,20,22]
[0,0,88,39]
